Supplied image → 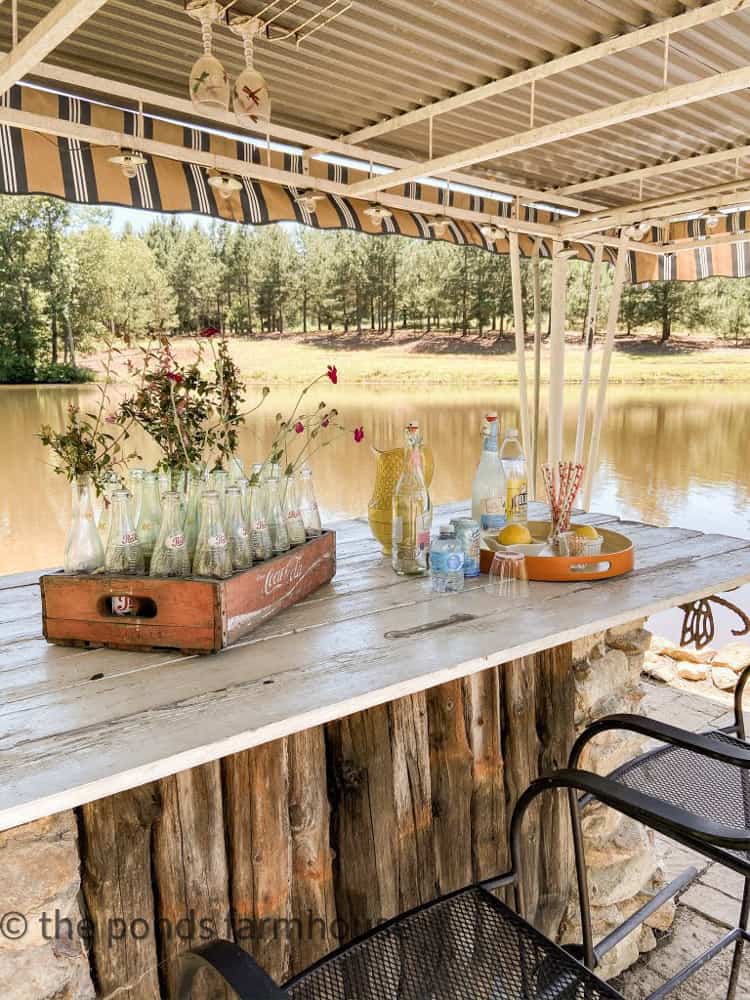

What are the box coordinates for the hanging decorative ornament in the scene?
[229,15,271,128]
[363,203,393,222]
[704,207,721,231]
[208,172,243,199]
[294,188,326,213]
[426,214,452,237]
[479,223,507,242]
[186,0,230,112]
[108,148,147,180]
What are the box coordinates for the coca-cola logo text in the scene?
[262,554,306,597]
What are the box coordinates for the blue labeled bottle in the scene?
[431,524,465,593]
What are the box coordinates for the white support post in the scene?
[508,231,531,471]
[574,244,604,466]
[548,242,568,469]
[531,238,543,500]
[583,241,628,510]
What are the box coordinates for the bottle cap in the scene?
[485,412,498,422]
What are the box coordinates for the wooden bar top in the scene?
[1,501,750,832]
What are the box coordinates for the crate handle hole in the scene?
[99,596,158,619]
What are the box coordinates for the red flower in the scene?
[354,426,365,443]
[294,421,305,434]
[326,364,338,384]
[105,413,117,424]
[166,372,184,384]
[200,327,220,338]
[321,415,330,428]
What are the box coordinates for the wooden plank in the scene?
[153,762,232,1000]
[2,510,750,832]
[79,784,162,1000]
[223,739,292,984]
[287,727,337,976]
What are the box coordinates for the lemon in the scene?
[573,524,599,540]
[498,523,532,546]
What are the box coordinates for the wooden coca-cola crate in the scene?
[40,531,336,654]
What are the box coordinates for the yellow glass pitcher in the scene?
[368,442,434,554]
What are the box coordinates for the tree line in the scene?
[0,195,747,383]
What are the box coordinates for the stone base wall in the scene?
[0,811,95,1000]
[559,619,676,980]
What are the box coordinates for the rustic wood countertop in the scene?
[1,501,750,832]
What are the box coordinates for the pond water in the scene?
[3,381,750,643]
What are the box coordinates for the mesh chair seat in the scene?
[285,887,623,1000]
[609,730,750,865]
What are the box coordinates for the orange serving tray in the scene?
[479,520,634,582]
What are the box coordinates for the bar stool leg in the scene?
[726,878,749,1000]
[568,787,596,970]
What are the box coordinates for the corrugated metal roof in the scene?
[4,0,750,211]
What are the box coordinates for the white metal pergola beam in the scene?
[550,141,750,198]
[340,0,750,147]
[19,59,601,214]
[0,0,109,95]
[345,63,750,199]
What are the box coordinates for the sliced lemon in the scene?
[498,523,532,546]
[572,524,599,540]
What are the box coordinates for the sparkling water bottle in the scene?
[500,428,528,525]
[150,491,191,577]
[392,422,431,576]
[105,489,145,574]
[430,524,465,593]
[192,490,232,579]
[471,412,506,532]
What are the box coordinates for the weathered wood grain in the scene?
[79,784,162,1000]
[152,762,232,1000]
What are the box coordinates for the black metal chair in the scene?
[567,661,750,1000]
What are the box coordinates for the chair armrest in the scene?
[178,940,288,1000]
[512,768,750,853]
[569,713,750,769]
[736,663,750,738]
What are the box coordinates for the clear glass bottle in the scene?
[150,492,191,577]
[430,524,465,593]
[136,472,162,572]
[192,490,232,579]
[392,422,432,576]
[64,474,105,573]
[105,490,145,574]
[471,412,506,532]
[283,473,307,546]
[184,470,206,559]
[298,466,322,538]
[209,468,229,500]
[249,465,273,561]
[127,468,146,526]
[225,486,253,571]
[266,464,290,555]
[228,455,246,483]
[95,471,121,547]
[499,428,528,525]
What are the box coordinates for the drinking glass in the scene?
[485,551,528,597]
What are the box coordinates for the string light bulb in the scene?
[208,173,243,199]
[108,149,147,180]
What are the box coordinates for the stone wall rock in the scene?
[560,618,674,981]
[0,811,95,1000]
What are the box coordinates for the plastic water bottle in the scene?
[500,428,528,525]
[471,412,506,531]
[431,524,465,593]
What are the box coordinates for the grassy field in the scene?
[84,331,750,385]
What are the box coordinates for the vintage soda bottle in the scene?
[283,473,307,546]
[150,491,191,577]
[500,428,528,525]
[136,472,162,572]
[392,422,431,576]
[95,471,121,547]
[64,474,104,574]
[183,470,206,559]
[192,490,232,579]
[266,465,291,555]
[249,464,273,561]
[430,524,465,593]
[225,485,253,571]
[472,412,506,532]
[105,489,145,574]
[298,465,322,538]
[127,468,145,526]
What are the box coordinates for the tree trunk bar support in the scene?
[2,502,750,999]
